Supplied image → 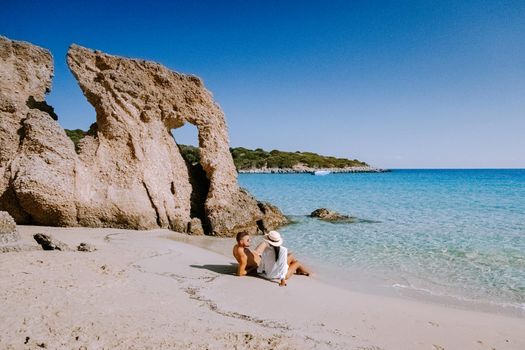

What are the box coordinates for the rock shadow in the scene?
[26,96,58,120]
[178,144,211,234]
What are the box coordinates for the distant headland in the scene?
[65,130,388,174]
[182,145,389,173]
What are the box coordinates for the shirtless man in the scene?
[232,232,267,276]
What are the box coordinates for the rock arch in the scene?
[0,36,286,236]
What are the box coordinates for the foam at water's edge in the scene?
[391,283,525,316]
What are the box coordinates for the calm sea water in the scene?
[239,169,525,314]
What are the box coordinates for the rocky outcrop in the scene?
[0,36,61,224]
[0,36,287,236]
[0,211,19,245]
[257,202,289,232]
[310,208,355,223]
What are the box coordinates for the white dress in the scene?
[257,246,289,280]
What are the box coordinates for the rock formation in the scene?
[0,36,287,236]
[310,208,356,223]
[0,36,62,224]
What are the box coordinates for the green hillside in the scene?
[229,147,367,169]
[64,129,86,152]
[65,129,368,170]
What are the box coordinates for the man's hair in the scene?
[236,231,249,243]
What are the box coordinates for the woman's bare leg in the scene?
[280,258,311,286]
[287,253,311,276]
[296,262,311,276]
[285,261,301,280]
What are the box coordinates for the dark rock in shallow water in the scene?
[33,233,71,251]
[310,208,356,223]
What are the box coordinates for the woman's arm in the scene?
[254,241,268,256]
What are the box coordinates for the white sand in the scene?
[1,226,524,349]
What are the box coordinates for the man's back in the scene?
[233,244,258,276]
[233,245,257,264]
[233,232,267,276]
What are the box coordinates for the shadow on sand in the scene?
[190,264,271,281]
[190,263,238,276]
[190,264,283,285]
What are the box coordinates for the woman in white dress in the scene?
[257,231,310,286]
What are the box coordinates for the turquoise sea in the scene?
[239,169,525,315]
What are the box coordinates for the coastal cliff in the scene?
[0,36,287,236]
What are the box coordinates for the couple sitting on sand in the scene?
[233,230,310,286]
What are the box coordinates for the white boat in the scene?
[314,170,331,176]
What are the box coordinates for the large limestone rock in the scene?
[0,36,287,236]
[0,36,61,223]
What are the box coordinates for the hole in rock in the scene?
[46,70,98,152]
[39,70,99,154]
[172,123,211,233]
[63,122,98,154]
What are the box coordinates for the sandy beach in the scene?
[2,1,524,349]
[0,226,523,350]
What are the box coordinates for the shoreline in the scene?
[168,231,525,319]
[2,226,524,349]
[238,166,390,174]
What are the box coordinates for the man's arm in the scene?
[236,248,248,276]
[254,241,268,257]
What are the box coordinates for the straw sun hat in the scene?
[264,230,283,247]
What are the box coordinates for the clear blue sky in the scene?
[2,0,524,168]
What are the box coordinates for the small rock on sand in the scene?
[33,233,71,251]
[77,242,96,252]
